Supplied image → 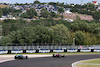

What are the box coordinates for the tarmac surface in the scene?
[0,54,100,67]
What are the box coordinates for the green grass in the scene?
[0,52,100,55]
[77,65,100,67]
[77,59,100,67]
[81,59,100,64]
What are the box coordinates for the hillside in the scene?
[0,4,10,8]
[63,13,94,21]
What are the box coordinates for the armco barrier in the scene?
[0,49,100,54]
[94,49,100,52]
[67,49,77,52]
[0,50,8,54]
[11,50,23,54]
[81,49,91,52]
[53,49,64,52]
[39,49,50,53]
[26,50,36,53]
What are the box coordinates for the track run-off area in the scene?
[0,54,100,67]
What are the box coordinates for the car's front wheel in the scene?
[63,55,65,57]
[14,56,17,59]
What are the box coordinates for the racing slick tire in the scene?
[62,55,65,58]
[25,56,28,59]
[52,54,55,57]
[14,56,17,59]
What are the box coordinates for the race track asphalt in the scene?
[0,54,100,67]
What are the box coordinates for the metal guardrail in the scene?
[0,49,100,54]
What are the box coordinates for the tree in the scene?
[60,15,63,19]
[94,27,100,34]
[92,11,100,20]
[76,15,81,20]
[1,36,12,44]
[25,3,29,5]
[87,3,96,11]
[51,24,70,43]
[74,4,81,8]
[0,25,2,36]
[9,24,18,32]
[48,2,57,6]
[75,31,86,45]
[89,23,99,33]
[33,25,53,43]
[27,8,37,19]
[59,2,64,6]
[0,9,2,18]
[16,27,37,43]
[20,12,28,18]
[1,8,9,16]
[70,7,78,12]
[34,0,40,4]
[1,31,18,44]
[96,33,100,43]
[58,8,64,13]
[41,8,49,19]
[70,21,90,32]
[81,4,87,8]
[50,11,56,18]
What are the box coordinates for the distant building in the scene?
[91,1,99,6]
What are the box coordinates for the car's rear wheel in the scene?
[25,56,28,59]
[63,55,65,57]
[53,54,55,57]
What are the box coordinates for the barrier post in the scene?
[7,50,11,54]
[91,49,94,52]
[23,50,26,53]
[77,49,80,52]
[50,49,53,52]
[35,50,39,53]
[64,49,67,52]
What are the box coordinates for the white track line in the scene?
[0,59,14,63]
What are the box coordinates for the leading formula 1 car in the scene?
[14,54,28,59]
[52,53,65,58]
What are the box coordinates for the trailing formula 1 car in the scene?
[52,53,65,58]
[14,54,28,59]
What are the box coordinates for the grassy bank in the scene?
[77,59,100,67]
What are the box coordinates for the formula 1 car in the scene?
[52,53,65,58]
[14,54,28,59]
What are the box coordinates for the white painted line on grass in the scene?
[71,58,100,67]
[0,59,14,63]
